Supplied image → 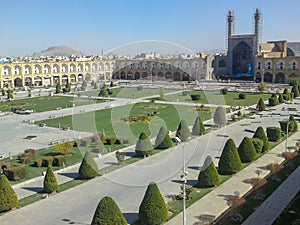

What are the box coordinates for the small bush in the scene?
[18,153,34,164]
[198,156,220,187]
[78,151,99,179]
[257,98,266,111]
[80,138,91,147]
[278,93,284,103]
[268,97,279,106]
[34,159,42,167]
[238,137,257,163]
[0,174,18,213]
[53,155,67,167]
[288,77,298,86]
[6,165,28,181]
[250,138,263,154]
[191,94,200,101]
[106,137,116,145]
[43,166,58,194]
[238,93,246,99]
[220,88,228,95]
[253,126,270,152]
[24,149,35,155]
[135,132,153,157]
[42,156,54,167]
[266,127,282,142]
[114,139,122,145]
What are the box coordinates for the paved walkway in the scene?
[165,130,300,225]
[242,166,300,225]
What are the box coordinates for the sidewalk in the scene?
[165,130,300,225]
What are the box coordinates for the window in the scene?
[258,62,261,69]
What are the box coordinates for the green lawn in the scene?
[37,102,214,145]
[163,91,272,106]
[0,96,105,112]
[79,87,177,99]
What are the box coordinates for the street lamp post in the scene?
[285,102,290,152]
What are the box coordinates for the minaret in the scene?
[227,10,234,38]
[254,8,262,53]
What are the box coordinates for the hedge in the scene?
[191,94,200,101]
[34,159,43,167]
[53,155,67,167]
[266,127,282,142]
[42,156,54,167]
[220,88,228,95]
[0,162,12,170]
[24,149,35,155]
[6,165,28,181]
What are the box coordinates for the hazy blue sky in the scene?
[1,0,300,56]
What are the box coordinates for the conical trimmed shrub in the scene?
[253,126,270,152]
[283,88,291,101]
[135,132,153,157]
[218,138,242,175]
[155,127,173,149]
[91,196,127,225]
[257,98,266,111]
[198,156,220,188]
[290,115,298,131]
[0,174,18,213]
[292,84,300,98]
[238,137,257,163]
[214,106,226,127]
[278,93,284,103]
[43,166,58,193]
[175,120,191,142]
[78,151,99,179]
[192,116,205,136]
[250,138,263,154]
[139,182,167,225]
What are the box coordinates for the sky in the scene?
[1,0,300,57]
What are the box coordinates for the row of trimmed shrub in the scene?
[18,149,35,164]
[34,155,66,168]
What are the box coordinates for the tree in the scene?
[135,132,153,157]
[43,166,58,194]
[290,115,298,131]
[54,141,73,155]
[7,90,13,99]
[139,182,168,225]
[257,82,266,92]
[198,156,220,188]
[278,93,284,103]
[91,196,127,225]
[253,126,270,152]
[115,151,125,164]
[98,83,109,98]
[1,88,5,96]
[218,138,242,175]
[78,151,99,179]
[175,120,191,142]
[192,116,205,136]
[110,81,114,87]
[64,82,71,92]
[214,106,226,127]
[155,127,173,149]
[55,83,61,94]
[159,88,165,99]
[0,174,18,213]
[283,88,291,101]
[238,137,257,163]
[256,98,266,111]
[291,84,300,98]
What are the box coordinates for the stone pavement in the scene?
[242,165,300,225]
[165,130,300,225]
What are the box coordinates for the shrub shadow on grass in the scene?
[125,152,135,157]
[171,179,198,186]
[44,152,59,157]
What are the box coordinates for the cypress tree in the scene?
[283,88,291,101]
[291,84,300,98]
[155,127,173,149]
[43,166,58,194]
[238,137,258,163]
[278,93,284,103]
[290,115,298,131]
[139,182,168,225]
[218,138,242,175]
[198,156,220,188]
[78,151,99,179]
[135,132,153,157]
[253,126,270,152]
[257,98,266,111]
[214,106,227,127]
[192,116,205,136]
[91,196,127,225]
[175,120,191,142]
[0,174,18,213]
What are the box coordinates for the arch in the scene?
[264,60,273,70]
[61,64,68,73]
[92,63,98,72]
[85,73,91,81]
[105,63,110,71]
[14,65,22,75]
[69,63,76,72]
[62,75,69,84]
[192,61,199,70]
[112,73,119,79]
[183,61,189,70]
[232,41,252,74]
[120,71,126,79]
[34,64,42,74]
[287,47,295,56]
[174,72,181,81]
[43,64,51,74]
[142,72,148,79]
[134,72,140,80]
[70,74,76,83]
[127,71,133,80]
[275,73,285,83]
[14,78,23,87]
[276,61,285,70]
[53,75,60,84]
[24,77,32,86]
[24,65,32,75]
[52,64,59,73]
[78,74,84,82]
[77,63,83,72]
[182,73,190,81]
[34,76,43,86]
[99,63,104,71]
[85,63,91,72]
[263,72,273,83]
[2,66,11,75]
[157,71,163,80]
[165,71,172,80]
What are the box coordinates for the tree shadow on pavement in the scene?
[22,187,44,193]
[123,212,138,224]
[58,172,78,179]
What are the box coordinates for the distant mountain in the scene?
[32,46,85,57]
